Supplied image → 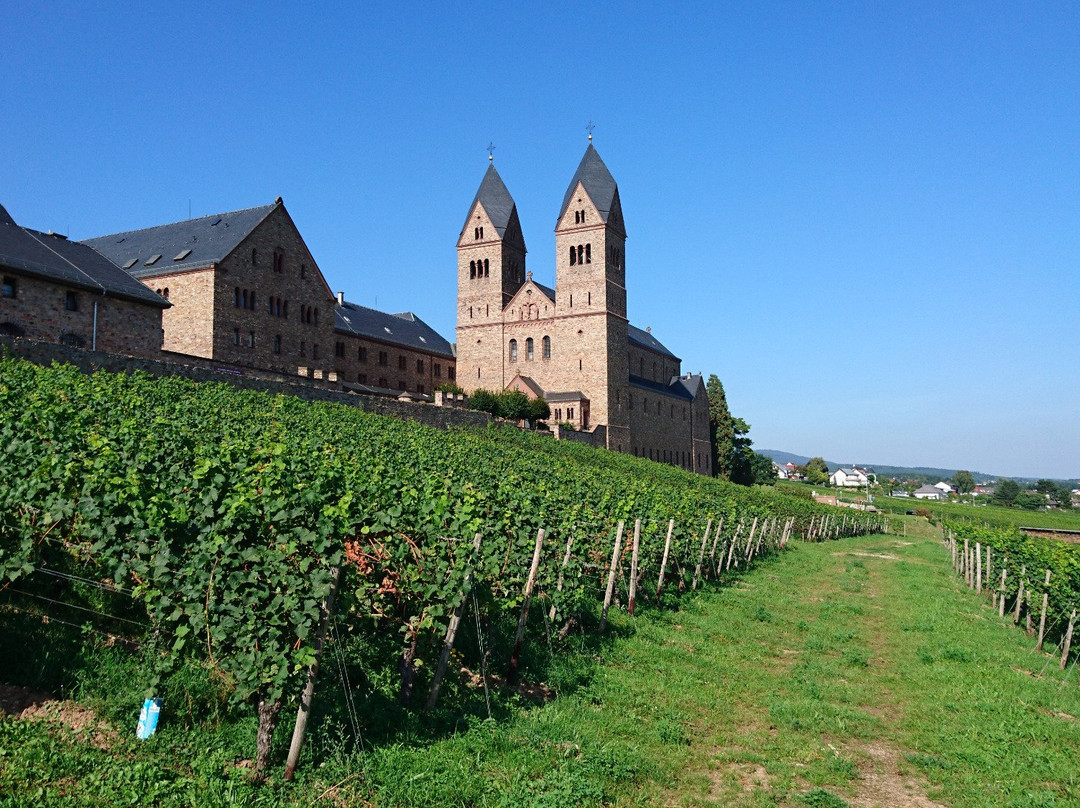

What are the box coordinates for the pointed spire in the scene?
[558,143,618,224]
[461,162,517,239]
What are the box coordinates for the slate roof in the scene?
[0,202,168,307]
[533,279,556,300]
[559,144,618,224]
[461,164,518,240]
[669,373,705,399]
[83,203,277,279]
[627,324,679,360]
[334,301,455,358]
[628,374,695,401]
[545,390,587,403]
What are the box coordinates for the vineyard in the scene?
[945,520,1080,663]
[0,353,886,780]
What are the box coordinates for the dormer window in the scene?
[474,226,484,240]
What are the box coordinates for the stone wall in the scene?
[0,336,489,433]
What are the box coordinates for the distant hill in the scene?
[755,450,1048,485]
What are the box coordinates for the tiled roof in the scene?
[545,390,587,402]
[559,144,618,224]
[461,164,518,240]
[627,324,679,360]
[334,301,455,358]
[0,203,168,307]
[83,203,277,278]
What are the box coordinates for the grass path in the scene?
[606,518,1080,807]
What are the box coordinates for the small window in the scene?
[483,258,489,277]
[379,351,388,366]
[144,254,162,266]
[585,243,591,263]
[398,355,407,370]
[569,246,576,266]
[542,335,550,359]
[273,334,282,354]
[300,264,307,279]
[163,288,170,300]
[247,331,255,348]
[65,291,79,311]
[335,341,345,358]
[470,260,476,279]
[173,249,191,261]
[416,359,424,373]
[448,367,455,381]
[122,258,138,269]
[434,363,441,378]
[358,346,368,363]
[251,248,258,266]
[1,276,15,298]
[273,250,284,273]
[508,339,518,362]
[525,337,534,361]
[233,328,240,345]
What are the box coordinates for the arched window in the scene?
[542,335,551,359]
[283,300,288,318]
[585,243,591,263]
[569,246,576,266]
[249,291,255,310]
[508,339,518,362]
[470,260,476,279]
[234,288,240,307]
[525,338,534,360]
[251,248,258,266]
[577,245,584,264]
[242,289,248,309]
[483,258,489,277]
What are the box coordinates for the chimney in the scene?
[337,291,344,306]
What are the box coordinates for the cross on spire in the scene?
[586,120,596,141]
[486,141,496,162]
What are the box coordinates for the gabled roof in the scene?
[533,279,555,300]
[628,324,679,360]
[507,373,545,398]
[669,373,705,399]
[559,144,618,224]
[461,164,519,241]
[82,203,277,278]
[334,301,455,358]
[0,202,168,307]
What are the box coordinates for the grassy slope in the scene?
[3,518,1080,807]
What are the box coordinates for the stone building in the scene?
[0,202,168,356]
[85,199,456,394]
[456,143,713,474]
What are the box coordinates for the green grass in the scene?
[4,517,1080,806]
[875,495,1080,531]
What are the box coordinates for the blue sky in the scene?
[3,2,1077,479]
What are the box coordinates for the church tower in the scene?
[456,161,526,390]
[553,141,630,449]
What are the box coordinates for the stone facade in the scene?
[455,145,713,474]
[0,272,164,356]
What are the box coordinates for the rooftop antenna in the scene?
[486,141,496,163]
[586,120,596,142]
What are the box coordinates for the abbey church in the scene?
[456,142,713,475]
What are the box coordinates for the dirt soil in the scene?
[0,684,117,749]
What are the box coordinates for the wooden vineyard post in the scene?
[548,533,575,623]
[628,519,642,616]
[744,518,758,561]
[962,539,969,584]
[725,522,742,571]
[1061,610,1077,670]
[692,519,713,590]
[655,519,675,598]
[975,542,982,594]
[708,518,724,577]
[284,565,342,781]
[426,533,483,711]
[599,521,625,633]
[1014,566,1026,624]
[985,546,992,599]
[998,568,1007,618]
[952,540,957,574]
[507,528,546,685]
[1036,569,1052,652]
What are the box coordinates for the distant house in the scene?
[774,463,789,480]
[934,481,954,494]
[831,467,869,488]
[913,484,946,500]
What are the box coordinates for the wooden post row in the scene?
[507,528,546,685]
[599,521,625,633]
[427,533,484,711]
[628,520,641,616]
[656,519,674,599]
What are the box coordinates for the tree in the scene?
[435,381,464,394]
[991,479,1021,507]
[706,375,735,479]
[495,390,531,422]
[1014,491,1045,511]
[1055,485,1074,510]
[728,417,755,485]
[951,470,975,501]
[1036,479,1059,498]
[749,451,778,486]
[526,397,550,428]
[805,456,829,485]
[467,388,498,416]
